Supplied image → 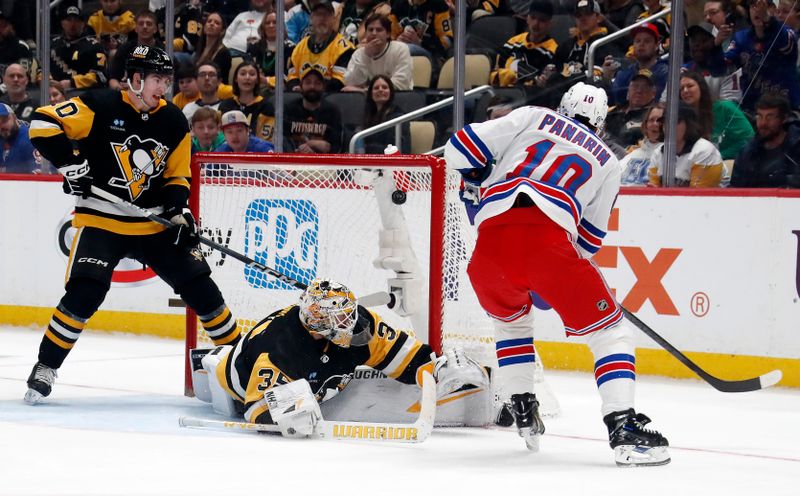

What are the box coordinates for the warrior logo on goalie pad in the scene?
[109,134,169,200]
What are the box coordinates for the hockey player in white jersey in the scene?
[444,82,670,467]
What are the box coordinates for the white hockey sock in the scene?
[586,324,636,417]
[493,312,536,401]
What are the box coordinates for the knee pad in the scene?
[176,275,224,316]
[586,322,635,358]
[492,311,534,341]
[60,278,109,319]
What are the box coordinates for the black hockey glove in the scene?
[164,207,199,248]
[59,160,92,198]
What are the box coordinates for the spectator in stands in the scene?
[219,61,276,142]
[389,0,453,65]
[339,0,387,46]
[552,0,621,78]
[109,10,162,90]
[51,6,108,91]
[725,0,799,112]
[732,94,800,188]
[679,71,753,161]
[191,107,226,154]
[468,0,514,22]
[604,0,644,52]
[0,64,38,123]
[619,103,665,186]
[682,23,742,102]
[194,12,233,84]
[0,103,39,174]
[87,0,136,55]
[284,68,343,152]
[49,82,67,105]
[485,94,515,120]
[286,0,314,44]
[172,64,200,110]
[224,0,272,56]
[605,69,657,152]
[607,22,668,106]
[3,1,36,43]
[703,0,736,50]
[0,9,33,78]
[627,0,671,55]
[490,0,557,88]
[247,11,295,89]
[174,0,205,56]
[357,75,410,153]
[648,104,727,188]
[183,62,234,121]
[287,1,355,92]
[216,109,275,152]
[343,13,413,91]
[777,0,800,32]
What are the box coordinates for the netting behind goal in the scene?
[184,153,496,394]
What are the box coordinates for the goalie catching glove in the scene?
[58,160,92,198]
[433,347,490,397]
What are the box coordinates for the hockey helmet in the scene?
[299,279,358,348]
[125,45,174,80]
[558,81,609,131]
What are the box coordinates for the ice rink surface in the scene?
[1,325,798,496]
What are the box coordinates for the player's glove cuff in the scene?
[58,160,92,198]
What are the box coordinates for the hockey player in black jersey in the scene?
[195,278,489,435]
[24,45,241,405]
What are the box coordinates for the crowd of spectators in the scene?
[0,0,797,188]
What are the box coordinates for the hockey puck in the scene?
[391,190,407,205]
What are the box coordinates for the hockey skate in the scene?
[508,393,545,451]
[24,362,57,405]
[603,409,670,467]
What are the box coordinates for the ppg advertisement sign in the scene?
[244,199,318,289]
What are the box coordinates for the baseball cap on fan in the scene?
[0,103,14,118]
[220,110,249,129]
[631,22,660,42]
[61,6,84,20]
[574,0,601,15]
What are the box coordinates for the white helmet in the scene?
[299,278,358,348]
[557,82,609,131]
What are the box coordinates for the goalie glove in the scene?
[163,207,199,248]
[433,347,490,398]
[58,160,92,198]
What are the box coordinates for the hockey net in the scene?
[184,153,497,394]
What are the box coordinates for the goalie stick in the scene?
[88,186,391,307]
[621,307,782,393]
[178,371,437,443]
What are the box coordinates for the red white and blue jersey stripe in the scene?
[496,337,536,367]
[444,105,620,258]
[594,353,636,387]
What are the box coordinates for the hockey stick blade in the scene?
[621,307,783,393]
[179,371,436,442]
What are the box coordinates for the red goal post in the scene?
[184,152,480,394]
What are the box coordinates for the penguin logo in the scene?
[109,134,169,200]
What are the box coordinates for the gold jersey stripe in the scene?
[73,213,168,235]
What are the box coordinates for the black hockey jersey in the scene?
[30,90,192,235]
[49,35,108,89]
[389,0,453,58]
[216,305,435,423]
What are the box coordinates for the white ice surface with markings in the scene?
[1,326,798,496]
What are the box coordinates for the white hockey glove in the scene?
[265,380,322,438]
[459,182,481,225]
[433,347,490,397]
[58,160,92,198]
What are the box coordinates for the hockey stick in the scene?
[621,307,782,393]
[88,186,391,306]
[178,371,437,443]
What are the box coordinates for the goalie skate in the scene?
[604,409,670,467]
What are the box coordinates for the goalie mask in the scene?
[299,279,358,348]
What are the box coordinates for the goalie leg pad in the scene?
[265,380,322,438]
[200,346,238,416]
[586,323,636,417]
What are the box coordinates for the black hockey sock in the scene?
[38,278,108,369]
[178,276,240,345]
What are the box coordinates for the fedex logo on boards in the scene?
[244,199,318,289]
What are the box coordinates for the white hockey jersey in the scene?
[444,106,621,258]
